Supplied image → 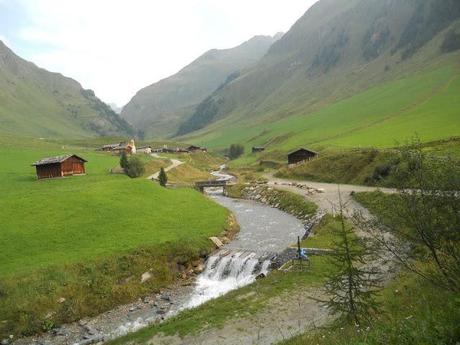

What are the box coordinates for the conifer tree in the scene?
[120,151,128,170]
[158,167,168,187]
[321,197,381,326]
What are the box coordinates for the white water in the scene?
[185,251,271,308]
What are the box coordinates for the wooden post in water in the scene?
[297,236,302,268]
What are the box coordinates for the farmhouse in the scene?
[101,139,136,155]
[137,146,152,154]
[32,154,87,179]
[252,146,265,153]
[187,145,207,153]
[288,148,318,165]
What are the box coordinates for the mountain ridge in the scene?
[0,40,133,138]
[121,34,282,138]
[175,0,460,150]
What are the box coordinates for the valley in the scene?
[1,0,459,344]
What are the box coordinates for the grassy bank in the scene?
[109,255,334,344]
[0,143,230,337]
[226,184,317,220]
[275,137,460,187]
[279,271,460,345]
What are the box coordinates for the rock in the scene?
[255,273,266,280]
[221,236,230,244]
[161,293,171,301]
[57,297,66,304]
[1,339,9,345]
[209,237,224,248]
[193,263,205,274]
[141,271,152,283]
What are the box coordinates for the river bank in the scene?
[13,185,315,345]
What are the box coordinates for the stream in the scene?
[14,168,307,345]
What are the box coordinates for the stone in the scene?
[141,271,152,283]
[255,273,266,280]
[193,263,205,274]
[57,297,66,304]
[161,293,171,301]
[1,339,9,345]
[209,237,224,248]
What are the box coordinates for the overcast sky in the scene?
[0,0,318,106]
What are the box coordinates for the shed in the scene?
[252,146,265,154]
[287,148,318,165]
[32,154,87,179]
[187,145,207,153]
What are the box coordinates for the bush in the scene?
[125,156,145,178]
[228,144,244,160]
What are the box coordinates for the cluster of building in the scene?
[99,140,207,155]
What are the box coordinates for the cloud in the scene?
[10,0,317,105]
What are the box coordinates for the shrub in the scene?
[125,156,145,178]
[228,144,244,160]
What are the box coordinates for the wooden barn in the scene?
[252,146,265,154]
[32,155,87,180]
[187,145,207,153]
[288,148,318,165]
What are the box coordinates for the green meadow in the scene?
[0,147,227,276]
[193,64,460,156]
[0,139,229,336]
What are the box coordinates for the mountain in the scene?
[109,103,122,114]
[0,40,133,138]
[121,34,282,138]
[177,0,460,151]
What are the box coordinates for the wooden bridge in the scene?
[195,180,233,193]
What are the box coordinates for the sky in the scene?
[0,0,318,106]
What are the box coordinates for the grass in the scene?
[226,184,318,219]
[109,255,335,344]
[299,214,351,249]
[279,271,460,345]
[273,137,460,187]
[0,141,230,337]
[191,64,460,160]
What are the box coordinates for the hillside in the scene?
[121,34,281,138]
[0,40,133,138]
[177,0,460,152]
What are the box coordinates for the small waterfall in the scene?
[185,250,272,308]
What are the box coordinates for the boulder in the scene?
[141,271,152,283]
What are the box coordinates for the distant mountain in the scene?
[121,35,282,138]
[109,103,122,114]
[0,41,133,138]
[176,0,460,150]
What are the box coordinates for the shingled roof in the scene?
[31,154,87,166]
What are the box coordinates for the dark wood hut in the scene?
[252,146,265,154]
[287,148,318,165]
[32,154,87,180]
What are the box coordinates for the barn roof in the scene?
[287,148,318,156]
[32,154,87,166]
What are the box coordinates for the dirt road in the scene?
[265,173,396,217]
[147,158,184,180]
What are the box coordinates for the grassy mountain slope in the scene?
[177,0,460,152]
[121,35,281,138]
[0,40,133,138]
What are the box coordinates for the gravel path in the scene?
[146,158,184,180]
[265,173,396,217]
